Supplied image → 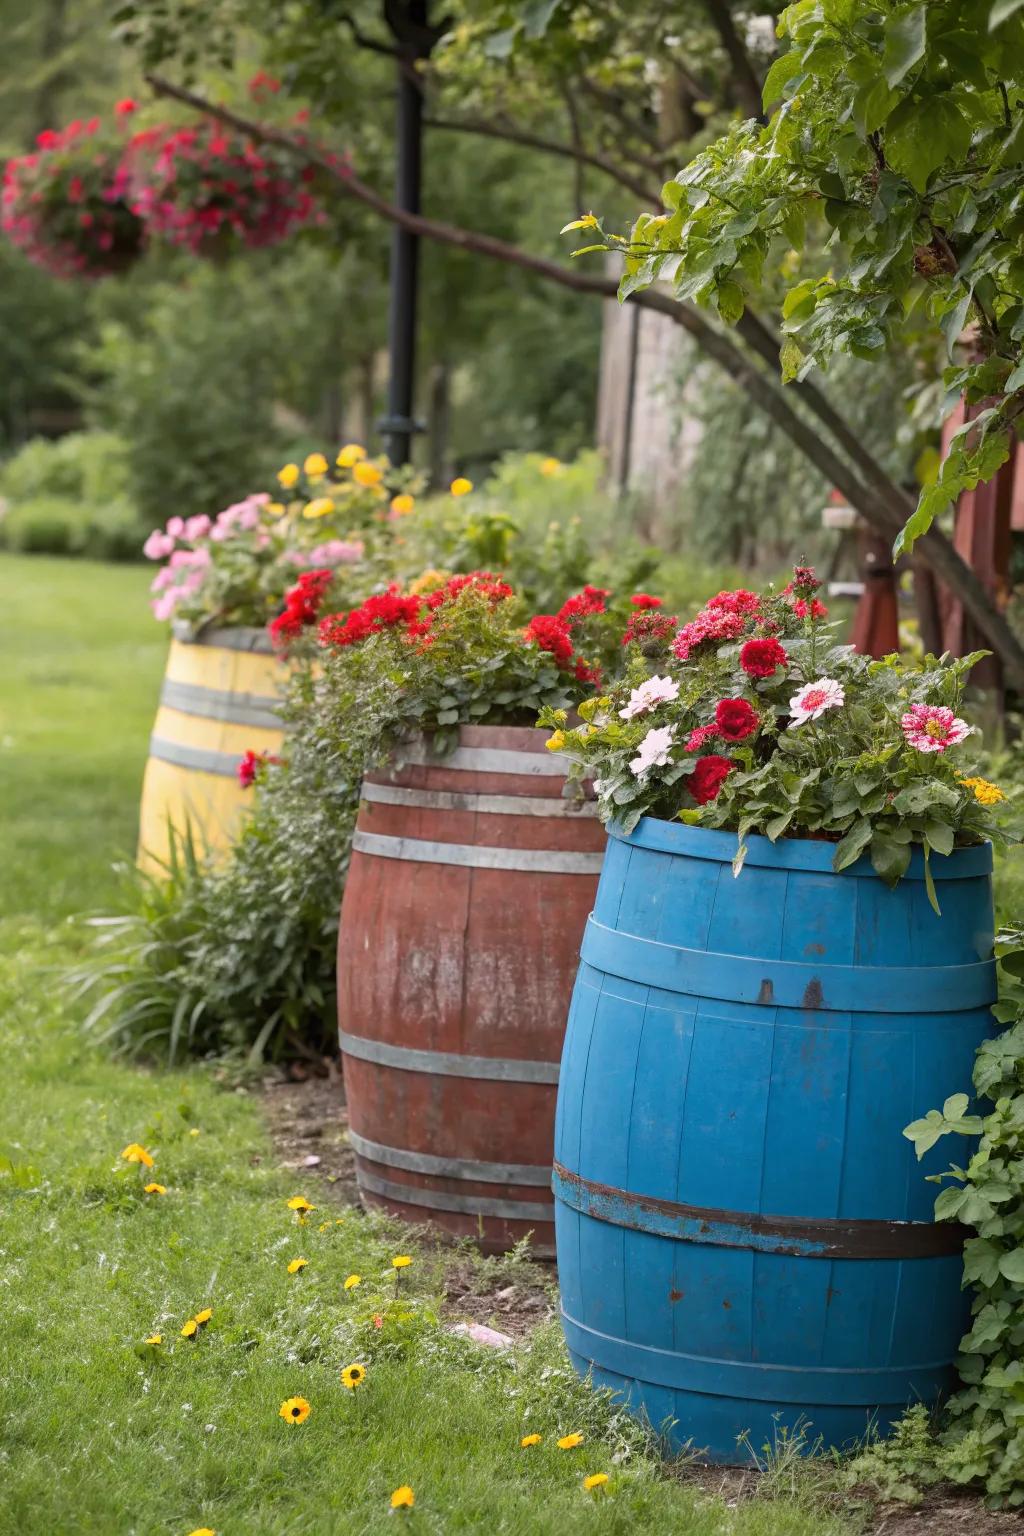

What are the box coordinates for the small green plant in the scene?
[843,1406,946,1505]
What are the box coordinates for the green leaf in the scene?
[762,49,805,109]
[883,5,927,87]
[991,0,1024,28]
[871,830,912,885]
[886,94,972,194]
[999,1248,1024,1282]
[780,335,804,383]
[925,818,955,857]
[716,280,745,324]
[833,816,873,872]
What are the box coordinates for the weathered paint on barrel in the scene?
[137,627,285,873]
[337,725,604,1256]
[554,818,996,1460]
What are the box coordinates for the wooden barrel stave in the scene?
[553,819,995,1459]
[338,726,602,1254]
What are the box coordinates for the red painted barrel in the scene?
[337,724,604,1256]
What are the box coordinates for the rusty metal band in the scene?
[389,742,570,776]
[357,1167,554,1222]
[360,781,598,818]
[348,1128,552,1186]
[552,1163,967,1260]
[352,829,604,874]
[339,1030,560,1084]
[148,735,242,778]
[160,678,283,730]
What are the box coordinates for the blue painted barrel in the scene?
[553,819,996,1462]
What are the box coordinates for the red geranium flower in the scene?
[714,697,759,741]
[689,754,733,805]
[740,637,788,678]
[792,598,828,620]
[685,724,720,752]
[114,99,138,116]
[706,588,760,616]
[622,609,677,649]
[237,748,280,787]
[558,585,609,624]
[524,613,574,667]
[629,593,662,609]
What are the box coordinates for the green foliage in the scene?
[0,431,142,559]
[843,1405,947,1505]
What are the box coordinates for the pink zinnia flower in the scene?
[900,704,971,754]
[789,678,845,726]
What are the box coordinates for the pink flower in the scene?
[143,529,175,560]
[685,724,720,752]
[672,607,746,661]
[184,514,211,541]
[314,539,364,565]
[629,725,676,779]
[237,504,262,530]
[151,592,178,621]
[788,678,845,726]
[618,675,680,720]
[900,704,971,754]
[166,516,185,538]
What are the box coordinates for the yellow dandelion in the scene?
[344,1274,361,1291]
[266,501,286,518]
[304,452,329,477]
[545,730,566,752]
[390,493,415,516]
[287,1195,315,1213]
[302,496,335,520]
[287,1257,308,1275]
[391,1255,413,1270]
[145,1333,163,1346]
[520,1433,542,1447]
[186,1528,216,1536]
[277,463,300,489]
[336,443,366,467]
[341,1362,366,1391]
[390,1486,415,1510]
[180,1319,199,1339]
[143,1182,167,1195]
[279,1396,311,1425]
[121,1142,154,1167]
[189,1128,200,1137]
[193,1308,213,1325]
[318,1221,330,1233]
[959,775,1006,806]
[352,460,383,488]
[558,1432,584,1450]
[583,1473,609,1491]
[450,476,473,497]
[540,457,561,476]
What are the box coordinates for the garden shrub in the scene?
[0,430,143,559]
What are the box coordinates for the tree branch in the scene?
[702,0,764,120]
[143,73,1024,691]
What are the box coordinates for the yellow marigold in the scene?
[558,1433,584,1450]
[390,1486,415,1510]
[545,730,566,752]
[391,1255,413,1269]
[340,1362,366,1390]
[143,1182,166,1195]
[121,1142,154,1167]
[959,775,1006,806]
[343,1274,361,1291]
[352,460,383,488]
[180,1319,199,1339]
[390,493,415,516]
[450,476,473,497]
[303,496,335,520]
[145,1333,163,1346]
[304,452,329,478]
[583,1473,609,1491]
[540,457,561,476]
[287,1195,315,1213]
[336,443,366,467]
[520,1433,542,1447]
[287,1257,308,1275]
[277,463,300,489]
[266,501,286,518]
[194,1308,213,1325]
[279,1396,311,1425]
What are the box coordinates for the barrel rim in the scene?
[170,622,275,654]
[611,817,993,879]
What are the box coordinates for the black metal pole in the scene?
[380,1,427,466]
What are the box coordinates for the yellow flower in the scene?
[303,496,335,520]
[145,1333,163,1346]
[390,1486,415,1510]
[318,1221,331,1233]
[390,493,415,516]
[545,730,566,752]
[189,1128,200,1137]
[279,1396,311,1425]
[267,501,286,518]
[304,452,329,477]
[450,477,473,497]
[520,1433,542,1447]
[180,1319,199,1339]
[194,1308,213,1325]
[539,457,561,476]
[277,463,300,489]
[287,1195,315,1213]
[583,1473,609,1491]
[409,568,448,595]
[558,1433,584,1450]
[392,1255,413,1270]
[287,1257,308,1275]
[343,1274,361,1291]
[143,1182,166,1195]
[340,1362,366,1390]
[186,1529,216,1536]
[336,443,366,467]
[959,775,1006,806]
[352,460,383,488]
[121,1142,154,1167]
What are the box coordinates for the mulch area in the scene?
[258,1068,1023,1534]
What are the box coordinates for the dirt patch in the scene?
[439,1255,556,1338]
[260,1067,360,1207]
[857,1489,1024,1534]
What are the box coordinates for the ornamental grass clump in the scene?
[541,567,1016,902]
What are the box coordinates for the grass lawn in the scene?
[0,553,870,1534]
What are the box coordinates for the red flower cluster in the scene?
[524,613,574,666]
[629,593,663,609]
[319,586,425,648]
[269,568,334,646]
[715,697,759,742]
[558,585,609,624]
[237,748,281,787]
[622,608,678,650]
[685,724,720,752]
[688,754,733,805]
[423,572,514,610]
[524,586,609,683]
[740,637,788,678]
[793,597,829,620]
[671,586,764,661]
[706,588,761,616]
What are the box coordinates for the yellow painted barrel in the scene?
[137,627,285,873]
